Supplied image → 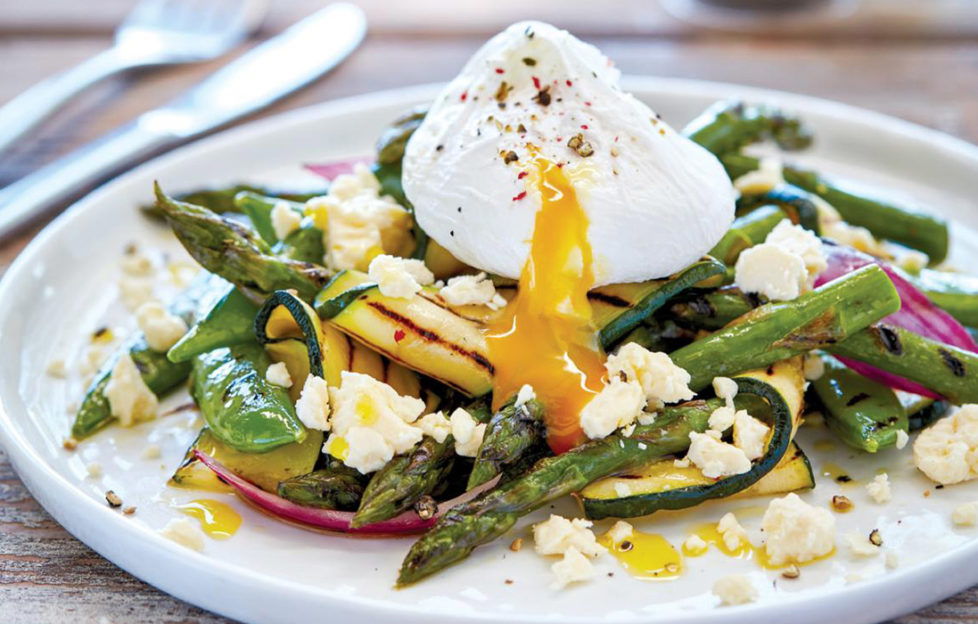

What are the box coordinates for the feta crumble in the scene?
[765,219,827,281]
[323,371,426,473]
[606,520,633,543]
[265,362,293,388]
[121,247,154,276]
[733,156,783,194]
[141,444,162,460]
[105,352,158,427]
[686,431,752,479]
[761,493,835,566]
[450,407,486,457]
[952,502,978,527]
[707,406,737,432]
[295,375,331,431]
[439,272,506,309]
[913,404,978,485]
[717,512,749,552]
[895,429,909,450]
[579,377,645,440]
[270,201,302,241]
[605,343,693,409]
[846,532,881,557]
[135,301,188,352]
[733,411,770,461]
[713,574,757,606]
[803,353,825,381]
[551,547,595,589]
[46,358,67,378]
[159,518,205,552]
[515,384,536,407]
[734,243,808,302]
[533,515,605,557]
[304,164,413,271]
[418,411,452,443]
[683,534,708,555]
[119,275,156,311]
[712,377,738,406]
[866,473,892,504]
[367,254,434,299]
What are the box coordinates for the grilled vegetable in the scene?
[155,183,332,302]
[278,463,367,511]
[910,269,978,327]
[140,184,327,218]
[579,441,814,519]
[468,397,546,489]
[671,264,900,390]
[170,427,322,493]
[234,192,325,264]
[397,376,788,585]
[809,355,907,452]
[737,184,821,234]
[683,100,813,155]
[721,153,949,264]
[71,273,222,439]
[192,344,306,453]
[594,257,725,348]
[708,206,787,266]
[827,323,978,405]
[669,286,761,330]
[315,270,493,396]
[167,286,259,363]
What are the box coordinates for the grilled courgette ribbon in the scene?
[580,373,796,520]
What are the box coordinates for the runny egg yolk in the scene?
[486,157,605,454]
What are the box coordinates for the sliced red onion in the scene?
[303,157,371,181]
[815,244,978,397]
[194,450,496,535]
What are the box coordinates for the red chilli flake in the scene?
[581,124,589,129]
[532,76,541,90]
[460,91,468,102]
[394,329,406,343]
[566,79,573,87]
[495,68,504,74]
[513,191,527,201]
[584,101,592,106]
[517,171,528,179]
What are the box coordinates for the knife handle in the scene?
[0,121,172,237]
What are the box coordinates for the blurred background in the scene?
[2,0,978,622]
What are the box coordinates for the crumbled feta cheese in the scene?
[823,220,889,258]
[866,473,892,504]
[712,377,738,406]
[87,462,102,478]
[683,533,708,555]
[895,429,909,450]
[295,375,330,431]
[323,371,426,473]
[304,164,413,271]
[605,343,693,409]
[735,243,808,301]
[673,457,690,468]
[142,445,161,460]
[717,512,749,552]
[620,423,636,437]
[765,219,827,282]
[450,407,486,457]
[270,201,302,241]
[913,404,978,485]
[80,342,112,378]
[105,353,158,427]
[846,532,881,557]
[135,301,188,352]
[713,574,757,606]
[761,493,835,566]
[733,156,783,194]
[264,362,293,388]
[885,550,900,570]
[733,411,770,461]
[533,515,605,557]
[686,431,751,479]
[439,272,505,309]
[46,358,67,378]
[637,412,657,426]
[159,518,205,552]
[580,378,645,440]
[418,411,452,443]
[121,247,154,276]
[708,406,737,433]
[606,520,633,543]
[952,502,978,527]
[551,547,595,589]
[119,276,156,311]
[367,254,434,299]
[803,353,825,381]
[515,384,536,407]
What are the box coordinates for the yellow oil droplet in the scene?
[175,499,241,540]
[599,527,682,581]
[813,439,836,452]
[821,462,854,484]
[686,523,835,570]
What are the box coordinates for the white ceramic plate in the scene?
[3,78,978,624]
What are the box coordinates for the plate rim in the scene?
[2,76,978,624]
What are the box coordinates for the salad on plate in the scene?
[59,21,978,604]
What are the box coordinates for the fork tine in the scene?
[121,0,169,29]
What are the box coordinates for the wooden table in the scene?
[2,1,978,622]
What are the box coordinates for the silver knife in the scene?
[0,3,366,238]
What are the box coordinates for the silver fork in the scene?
[0,0,268,156]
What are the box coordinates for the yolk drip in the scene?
[486,157,605,454]
[599,528,682,581]
[176,499,242,540]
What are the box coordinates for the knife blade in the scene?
[0,3,366,238]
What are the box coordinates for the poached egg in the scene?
[402,22,735,453]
